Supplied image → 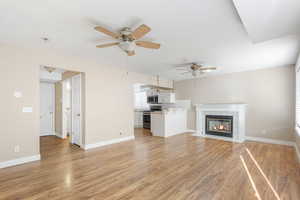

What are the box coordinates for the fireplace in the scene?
[205,115,233,138]
[195,104,246,142]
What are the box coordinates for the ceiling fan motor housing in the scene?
[191,64,201,71]
[120,28,135,41]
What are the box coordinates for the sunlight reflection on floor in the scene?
[240,155,262,200]
[245,148,281,200]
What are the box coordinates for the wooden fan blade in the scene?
[127,51,135,56]
[131,24,151,39]
[94,26,119,39]
[96,42,120,48]
[135,41,160,49]
[200,67,217,70]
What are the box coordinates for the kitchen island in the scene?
[151,108,188,137]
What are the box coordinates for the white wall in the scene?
[175,66,295,141]
[0,43,163,163]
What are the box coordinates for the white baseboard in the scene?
[185,129,196,133]
[84,136,135,150]
[40,134,54,136]
[55,133,66,139]
[0,154,41,169]
[191,132,202,137]
[293,143,300,163]
[245,136,295,146]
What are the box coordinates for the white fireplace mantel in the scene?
[194,103,247,143]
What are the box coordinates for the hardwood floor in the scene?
[0,129,299,200]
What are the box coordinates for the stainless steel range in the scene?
[143,111,151,129]
[143,105,162,129]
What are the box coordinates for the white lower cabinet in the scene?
[151,109,187,137]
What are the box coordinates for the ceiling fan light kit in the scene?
[94,24,160,56]
[119,41,135,52]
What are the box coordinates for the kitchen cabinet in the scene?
[151,109,187,137]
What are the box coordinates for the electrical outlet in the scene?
[14,145,20,153]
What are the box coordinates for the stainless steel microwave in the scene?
[147,95,159,104]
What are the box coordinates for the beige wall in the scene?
[0,50,40,162]
[175,66,295,141]
[0,44,160,163]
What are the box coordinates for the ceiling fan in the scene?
[176,62,217,77]
[43,66,56,73]
[94,24,161,56]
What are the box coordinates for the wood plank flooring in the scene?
[0,128,299,200]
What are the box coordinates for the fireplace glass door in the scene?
[205,115,233,138]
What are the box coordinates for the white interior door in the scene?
[72,74,81,146]
[62,79,72,139]
[40,82,55,136]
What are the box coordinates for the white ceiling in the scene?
[233,0,300,43]
[1,0,300,80]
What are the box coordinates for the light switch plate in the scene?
[22,107,33,113]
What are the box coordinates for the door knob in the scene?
[77,114,80,117]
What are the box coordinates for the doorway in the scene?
[133,83,153,138]
[39,66,85,153]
